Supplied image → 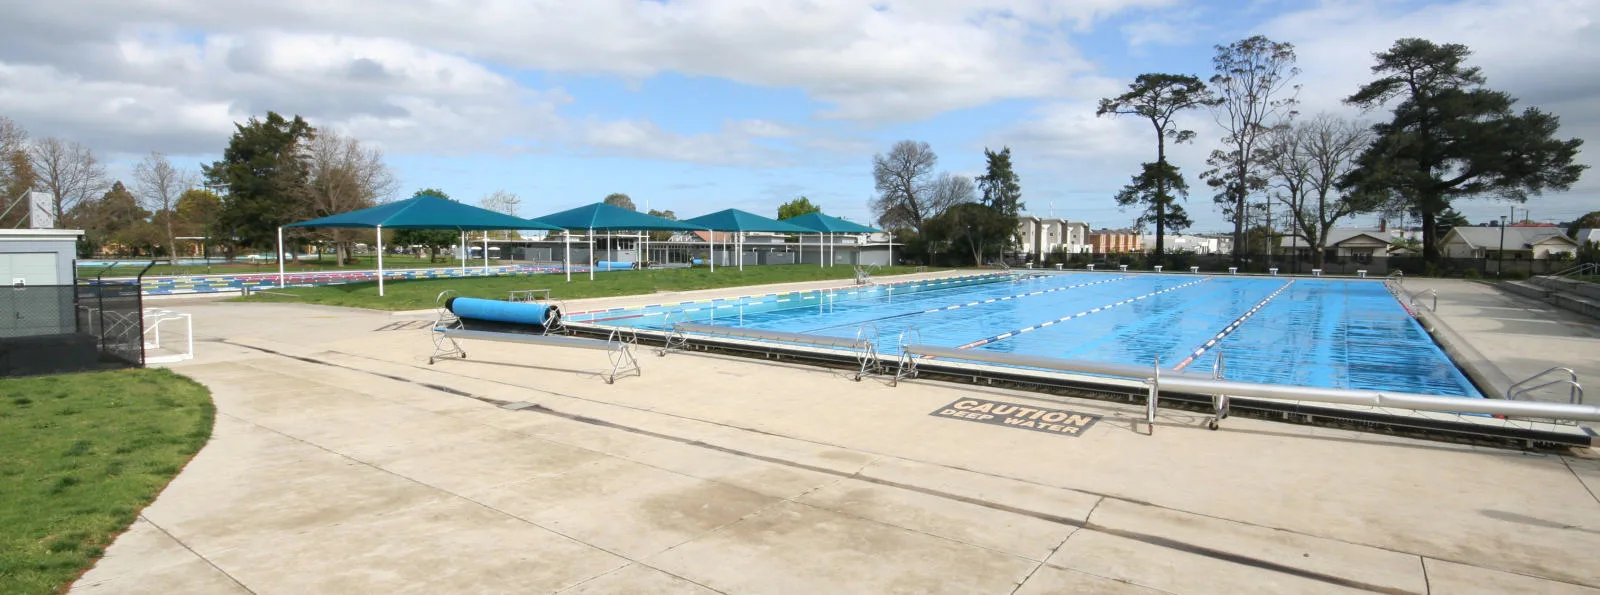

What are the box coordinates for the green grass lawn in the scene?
[81,254,453,278]
[0,369,214,595]
[236,264,946,311]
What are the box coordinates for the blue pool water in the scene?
[569,272,1482,397]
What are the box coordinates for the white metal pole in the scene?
[738,231,744,271]
[588,227,595,281]
[642,231,648,269]
[482,233,489,273]
[564,230,571,282]
[818,233,823,268]
[710,231,716,272]
[276,226,285,288]
[377,224,386,297]
[459,231,466,268]
[184,313,193,361]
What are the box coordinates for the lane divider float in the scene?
[1173,279,1296,371]
[955,277,1213,350]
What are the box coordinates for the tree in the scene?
[1437,208,1470,233]
[1113,162,1194,243]
[777,196,822,220]
[1201,36,1301,263]
[0,116,36,228]
[202,112,315,255]
[927,202,1013,266]
[1568,211,1600,237]
[391,188,460,262]
[72,181,153,257]
[175,188,222,256]
[133,152,195,263]
[1342,39,1587,262]
[603,193,636,211]
[975,147,1024,218]
[645,209,677,242]
[870,140,944,231]
[1262,114,1377,268]
[1097,74,1214,257]
[29,137,108,226]
[304,131,396,263]
[478,190,522,241]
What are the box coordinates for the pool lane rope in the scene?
[955,277,1213,350]
[801,275,1133,333]
[1173,279,1295,371]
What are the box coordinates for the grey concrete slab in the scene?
[70,517,212,589]
[559,563,722,594]
[647,500,1040,594]
[1050,498,1428,594]
[473,456,780,559]
[796,479,1076,560]
[1012,565,1165,594]
[71,556,250,595]
[1564,454,1600,505]
[1422,558,1600,594]
[621,440,843,499]
[204,497,629,594]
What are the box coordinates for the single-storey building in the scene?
[1279,229,1397,263]
[1438,227,1579,260]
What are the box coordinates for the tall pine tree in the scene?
[202,112,315,255]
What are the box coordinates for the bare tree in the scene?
[478,190,521,240]
[1201,36,1300,263]
[133,152,196,264]
[0,116,34,227]
[305,131,397,263]
[30,137,108,226]
[870,140,940,231]
[1263,114,1376,268]
[928,172,976,211]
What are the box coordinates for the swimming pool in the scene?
[568,272,1483,398]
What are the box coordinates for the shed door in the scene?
[1,253,59,287]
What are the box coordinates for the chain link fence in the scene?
[0,281,144,376]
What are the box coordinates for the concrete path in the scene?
[1405,278,1600,402]
[73,285,1600,594]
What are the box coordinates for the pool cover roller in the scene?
[447,296,563,328]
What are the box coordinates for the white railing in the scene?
[141,307,194,364]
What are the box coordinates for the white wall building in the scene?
[1140,234,1230,255]
[1017,217,1090,260]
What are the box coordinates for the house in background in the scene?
[1089,229,1143,254]
[1438,226,1579,260]
[1142,233,1230,255]
[1278,229,1398,263]
[1573,228,1599,247]
[1016,217,1090,260]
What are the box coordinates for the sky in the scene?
[1,0,1596,233]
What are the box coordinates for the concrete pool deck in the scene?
[72,276,1600,594]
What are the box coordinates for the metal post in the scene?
[276,226,285,288]
[376,224,385,297]
[818,233,823,268]
[710,231,716,272]
[482,233,489,273]
[1498,212,1508,277]
[588,227,595,281]
[459,231,466,268]
[738,231,744,271]
[564,230,571,282]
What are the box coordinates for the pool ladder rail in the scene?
[1507,367,1585,407]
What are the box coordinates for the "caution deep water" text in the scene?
[929,398,1101,437]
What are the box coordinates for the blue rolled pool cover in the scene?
[595,261,634,271]
[447,297,562,327]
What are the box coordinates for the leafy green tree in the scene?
[926,202,1014,266]
[603,192,636,211]
[1201,36,1300,263]
[202,112,315,254]
[777,196,822,220]
[1097,73,1213,256]
[975,147,1023,218]
[392,188,461,262]
[175,188,223,257]
[74,181,153,257]
[646,209,677,242]
[1341,38,1586,262]
[1567,211,1600,237]
[1436,208,1470,232]
[1113,162,1195,246]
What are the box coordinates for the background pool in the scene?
[569,272,1482,398]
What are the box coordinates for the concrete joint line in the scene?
[132,513,259,595]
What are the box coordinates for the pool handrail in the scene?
[897,343,1600,424]
[1507,367,1584,405]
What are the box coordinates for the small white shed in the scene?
[0,229,83,287]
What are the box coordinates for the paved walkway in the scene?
[1404,278,1600,401]
[72,281,1600,594]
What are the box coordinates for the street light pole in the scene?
[1498,214,1507,278]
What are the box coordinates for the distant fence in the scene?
[0,281,144,377]
[1011,252,1586,278]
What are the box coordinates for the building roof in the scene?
[1278,229,1395,249]
[0,229,84,238]
[1442,226,1578,250]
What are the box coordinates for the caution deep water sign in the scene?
[930,398,1101,437]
